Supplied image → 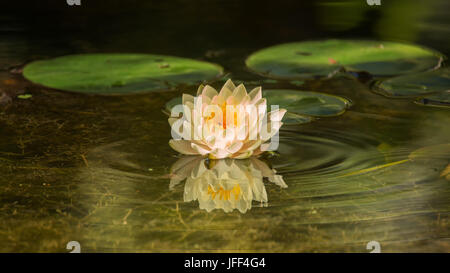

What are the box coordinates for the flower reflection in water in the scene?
[170,156,287,213]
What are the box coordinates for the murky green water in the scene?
[0,1,449,252]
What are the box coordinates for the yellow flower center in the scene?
[206,102,239,129]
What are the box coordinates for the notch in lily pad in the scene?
[246,40,444,79]
[23,54,224,95]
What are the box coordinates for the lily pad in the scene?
[414,91,450,108]
[23,54,224,94]
[373,68,450,97]
[263,89,351,117]
[246,40,444,79]
[282,112,314,125]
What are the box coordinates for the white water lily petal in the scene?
[232,150,253,159]
[210,149,231,159]
[184,100,194,111]
[168,117,178,127]
[169,140,199,155]
[218,87,233,102]
[269,108,287,122]
[196,84,205,96]
[231,84,247,104]
[222,79,236,92]
[168,80,286,159]
[227,142,243,154]
[248,87,262,102]
[241,140,263,152]
[182,120,194,140]
[201,94,212,105]
[191,142,211,155]
[182,94,195,106]
[202,85,218,99]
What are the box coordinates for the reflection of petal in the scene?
[169,156,287,213]
[251,158,287,188]
[169,156,203,189]
[191,158,207,178]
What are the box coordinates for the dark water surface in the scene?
[0,0,449,252]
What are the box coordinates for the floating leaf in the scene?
[373,68,450,97]
[282,112,314,125]
[263,89,351,117]
[23,54,224,94]
[414,91,450,108]
[246,40,444,79]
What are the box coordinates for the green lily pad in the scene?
[373,68,450,97]
[263,89,351,117]
[414,91,450,108]
[282,112,314,125]
[23,54,224,94]
[246,40,444,79]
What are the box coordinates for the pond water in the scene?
[0,0,449,252]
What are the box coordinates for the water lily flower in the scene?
[168,79,286,159]
[169,156,287,213]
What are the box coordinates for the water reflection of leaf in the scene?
[169,156,287,213]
